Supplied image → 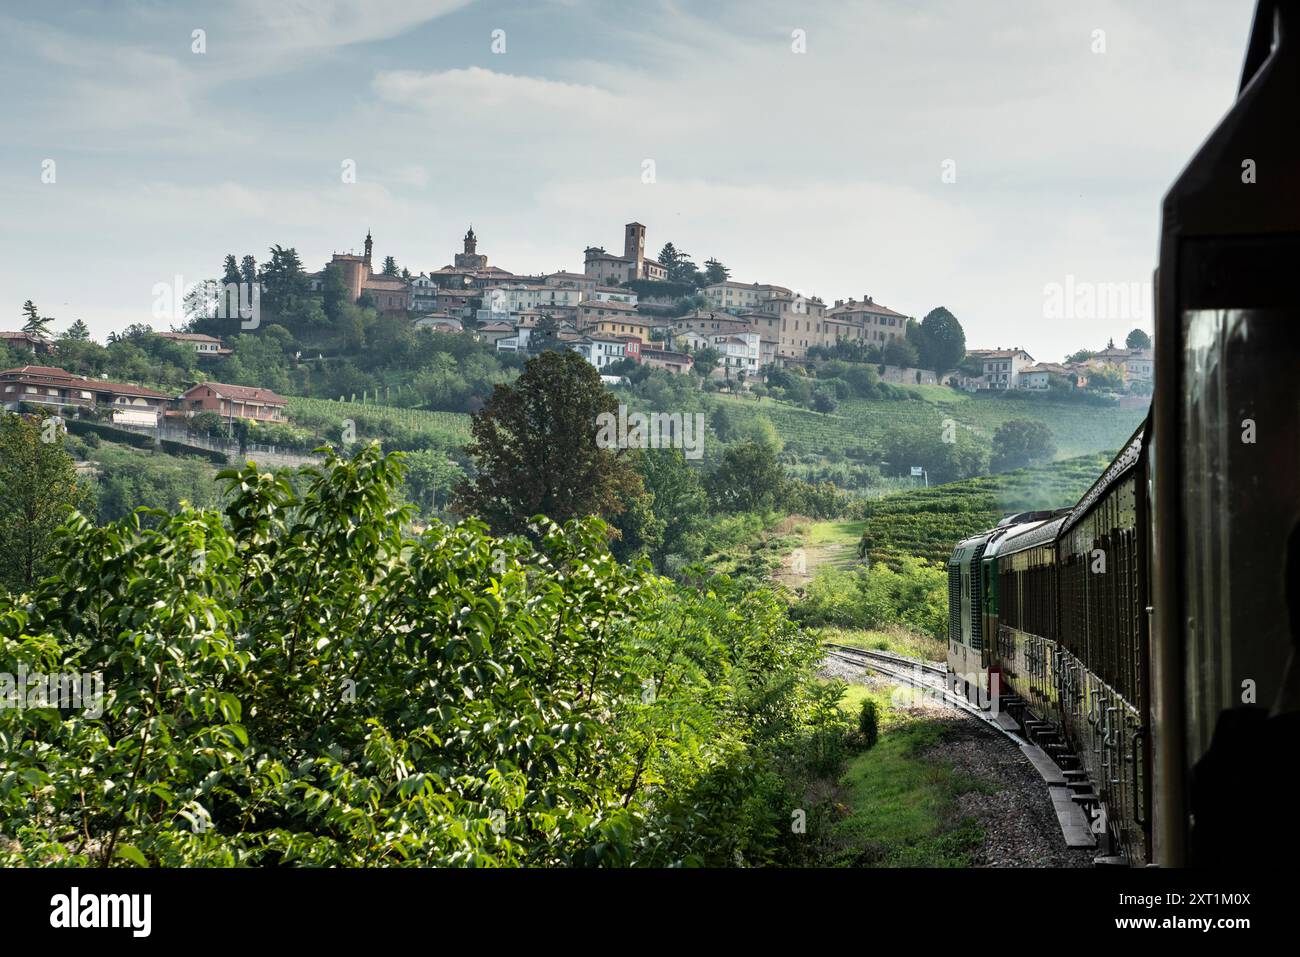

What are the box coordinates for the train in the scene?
[945,0,1299,867]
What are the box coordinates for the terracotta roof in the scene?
[0,365,171,399]
[157,332,222,343]
[184,381,287,405]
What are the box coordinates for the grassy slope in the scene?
[823,685,991,867]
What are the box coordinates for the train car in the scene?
[991,513,1069,732]
[1054,429,1150,864]
[947,531,994,704]
[948,512,1061,706]
[944,0,1300,867]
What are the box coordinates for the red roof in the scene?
[0,365,170,399]
[183,381,287,405]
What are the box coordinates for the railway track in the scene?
[822,642,1025,746]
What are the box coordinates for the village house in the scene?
[969,347,1036,389]
[0,365,171,426]
[155,332,230,358]
[640,348,694,375]
[178,381,288,423]
[703,281,792,315]
[1019,361,1077,391]
[824,296,911,348]
[0,331,56,356]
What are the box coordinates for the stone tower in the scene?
[363,230,373,269]
[624,222,646,280]
[454,225,489,270]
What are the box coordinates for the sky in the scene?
[0,0,1257,362]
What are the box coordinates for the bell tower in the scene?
[624,222,646,279]
[363,229,373,269]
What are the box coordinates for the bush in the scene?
[792,558,947,639]
[858,698,880,750]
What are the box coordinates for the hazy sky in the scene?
[0,0,1256,361]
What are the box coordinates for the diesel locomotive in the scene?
[945,0,1299,866]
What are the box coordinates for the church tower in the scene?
[363,230,373,270]
[454,225,489,270]
[624,222,646,280]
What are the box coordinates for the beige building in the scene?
[583,222,668,285]
[703,281,791,314]
[824,296,910,347]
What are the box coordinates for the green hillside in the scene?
[854,452,1114,566]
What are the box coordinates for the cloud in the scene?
[373,66,624,118]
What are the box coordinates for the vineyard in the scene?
[853,452,1114,566]
[714,389,1146,462]
[286,396,472,452]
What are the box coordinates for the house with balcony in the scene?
[0,365,171,425]
[178,381,287,423]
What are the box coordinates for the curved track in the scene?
[822,642,1026,747]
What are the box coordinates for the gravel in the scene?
[821,659,1096,868]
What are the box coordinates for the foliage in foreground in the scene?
[0,445,848,867]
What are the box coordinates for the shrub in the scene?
[858,698,880,750]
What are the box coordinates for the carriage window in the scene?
[1180,308,1300,765]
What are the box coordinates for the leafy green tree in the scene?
[321,264,352,322]
[382,256,399,277]
[20,300,51,339]
[990,419,1057,472]
[702,258,729,284]
[1066,348,1096,364]
[915,307,966,372]
[1125,328,1152,350]
[637,448,706,568]
[1086,362,1125,392]
[61,319,90,341]
[0,446,842,867]
[691,347,720,377]
[883,337,919,368]
[706,440,785,512]
[240,255,258,289]
[0,415,88,591]
[811,388,839,414]
[456,350,643,535]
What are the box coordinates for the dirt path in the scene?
[772,519,864,590]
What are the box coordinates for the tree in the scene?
[222,254,242,287]
[1126,328,1152,350]
[1066,348,1096,364]
[691,347,720,377]
[456,350,643,535]
[915,307,967,372]
[259,245,310,318]
[702,258,730,284]
[1086,362,1125,392]
[61,319,90,341]
[0,414,88,591]
[321,263,351,320]
[706,441,785,512]
[0,446,843,867]
[811,388,839,414]
[657,243,680,276]
[240,255,258,289]
[637,448,706,569]
[20,300,51,339]
[883,337,919,368]
[990,419,1058,472]
[382,256,399,277]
